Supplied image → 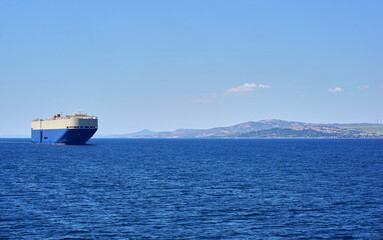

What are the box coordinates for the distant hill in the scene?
[120,119,383,139]
[107,129,158,138]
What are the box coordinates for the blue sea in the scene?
[0,139,382,239]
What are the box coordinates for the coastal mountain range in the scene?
[112,119,383,139]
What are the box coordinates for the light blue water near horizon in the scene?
[0,138,382,239]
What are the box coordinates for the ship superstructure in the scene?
[31,112,98,144]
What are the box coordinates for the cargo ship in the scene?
[31,112,98,144]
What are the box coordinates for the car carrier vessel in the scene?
[31,112,98,144]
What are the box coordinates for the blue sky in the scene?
[0,0,382,136]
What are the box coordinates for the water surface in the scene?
[0,139,382,239]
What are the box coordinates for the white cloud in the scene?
[196,82,271,103]
[225,82,271,95]
[225,83,258,93]
[328,87,343,93]
[358,85,370,90]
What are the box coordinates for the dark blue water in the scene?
[0,139,382,239]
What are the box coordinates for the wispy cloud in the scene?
[195,93,217,103]
[224,83,271,96]
[328,87,343,93]
[196,82,271,103]
[358,85,369,90]
[225,83,258,94]
[258,84,272,89]
[381,85,383,89]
